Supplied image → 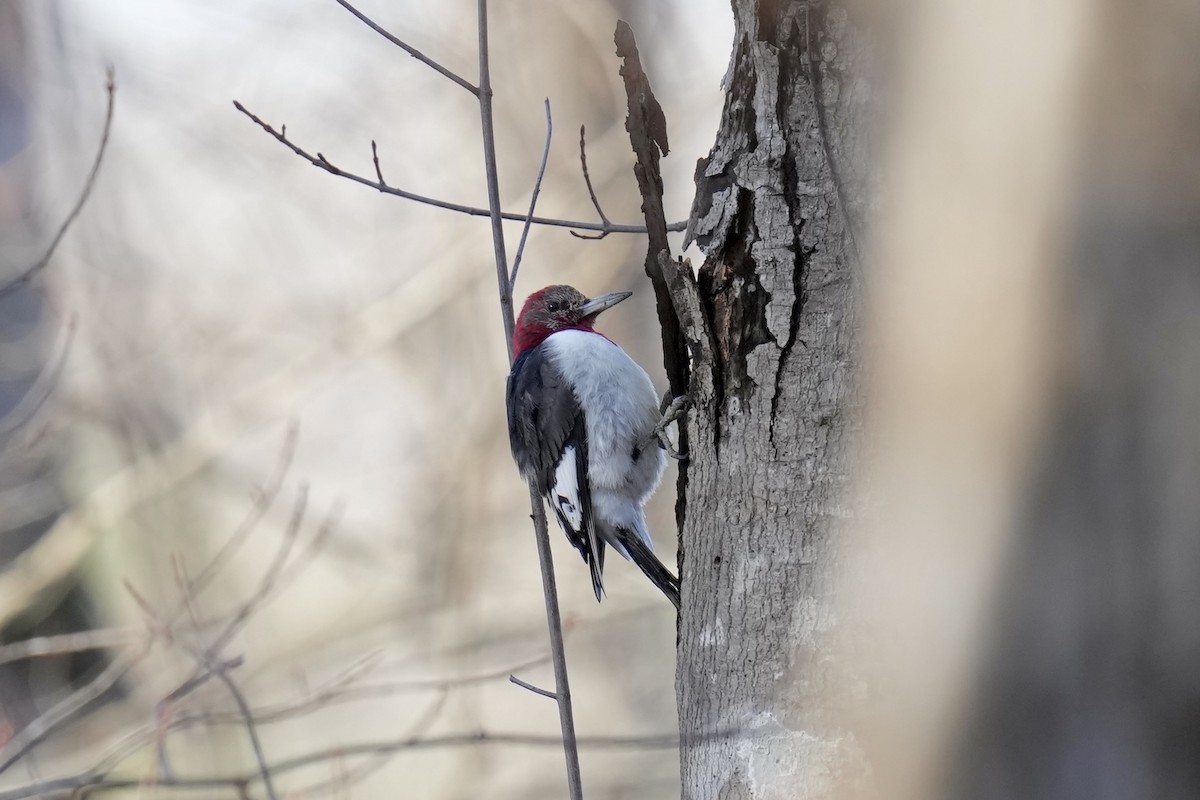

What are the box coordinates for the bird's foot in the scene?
[654,393,690,460]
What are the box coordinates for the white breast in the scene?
[544,329,664,498]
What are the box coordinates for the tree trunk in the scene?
[675,1,862,797]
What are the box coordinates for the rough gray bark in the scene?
[674,1,862,797]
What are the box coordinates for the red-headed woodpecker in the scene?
[506,285,681,609]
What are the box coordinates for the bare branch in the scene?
[232,101,685,237]
[569,124,614,241]
[0,70,115,299]
[522,483,584,797]
[476,0,515,352]
[471,1,582,795]
[509,674,556,700]
[508,99,553,292]
[332,0,478,95]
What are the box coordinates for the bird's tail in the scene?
[616,529,680,610]
[587,538,606,603]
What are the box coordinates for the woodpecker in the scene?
[506,285,681,609]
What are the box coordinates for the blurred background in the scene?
[0,0,731,796]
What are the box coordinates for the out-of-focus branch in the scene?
[0,646,151,775]
[509,99,553,292]
[0,429,298,776]
[332,0,478,95]
[202,486,308,656]
[284,690,448,798]
[209,665,278,800]
[91,652,554,775]
[0,730,688,800]
[232,102,686,238]
[0,70,115,300]
[128,579,282,800]
[183,423,298,603]
[0,627,137,666]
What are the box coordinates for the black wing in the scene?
[506,346,606,600]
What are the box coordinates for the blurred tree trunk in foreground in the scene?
[832,0,1200,799]
[675,1,863,797]
[923,2,1200,798]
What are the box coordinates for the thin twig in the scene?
[570,124,614,241]
[509,674,556,700]
[508,99,553,292]
[232,101,684,237]
[0,70,115,299]
[370,140,385,184]
[332,0,478,95]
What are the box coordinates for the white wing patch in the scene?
[551,445,583,530]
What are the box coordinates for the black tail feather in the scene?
[589,538,606,602]
[617,530,681,610]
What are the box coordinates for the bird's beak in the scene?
[577,291,632,319]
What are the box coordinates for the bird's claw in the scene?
[654,394,690,460]
[657,429,688,460]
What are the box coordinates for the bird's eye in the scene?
[547,301,561,313]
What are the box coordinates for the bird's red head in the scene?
[512,285,632,358]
